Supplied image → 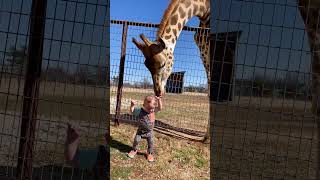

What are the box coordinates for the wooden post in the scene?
[115,22,128,126]
[16,0,47,179]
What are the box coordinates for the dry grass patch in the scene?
[110,124,210,180]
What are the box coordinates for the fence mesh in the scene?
[210,0,317,179]
[110,20,211,138]
[1,0,318,179]
[0,0,108,179]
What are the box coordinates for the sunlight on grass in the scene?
[111,166,132,180]
[110,124,210,179]
[172,147,208,169]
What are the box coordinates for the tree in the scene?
[5,46,28,74]
[111,75,119,85]
[141,78,152,89]
[75,66,88,85]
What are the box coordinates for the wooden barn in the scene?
[165,71,185,94]
[209,31,242,102]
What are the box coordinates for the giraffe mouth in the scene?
[154,88,164,97]
[155,90,161,97]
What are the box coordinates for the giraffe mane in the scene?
[157,0,181,39]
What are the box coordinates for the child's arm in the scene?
[64,123,80,167]
[155,96,162,112]
[130,100,138,113]
[130,99,141,117]
[65,124,102,169]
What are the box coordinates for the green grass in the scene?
[110,124,210,179]
[111,87,210,132]
[0,94,107,122]
[173,148,192,164]
[111,166,132,179]
[195,156,207,168]
[172,147,208,169]
[110,87,317,179]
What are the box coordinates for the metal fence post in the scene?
[16,0,47,179]
[115,22,128,126]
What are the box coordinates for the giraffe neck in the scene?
[157,0,210,52]
[298,1,320,52]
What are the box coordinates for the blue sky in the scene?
[110,0,207,87]
[0,0,313,88]
[211,0,311,85]
[0,0,108,79]
[111,0,198,25]
[110,0,312,88]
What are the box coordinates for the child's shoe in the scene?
[147,153,154,162]
[127,150,137,158]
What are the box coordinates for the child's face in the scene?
[143,97,156,112]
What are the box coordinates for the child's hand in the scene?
[66,123,80,144]
[131,99,138,106]
[155,96,161,101]
[65,123,80,164]
[155,96,163,111]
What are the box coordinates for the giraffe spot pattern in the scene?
[178,23,182,31]
[172,5,179,14]
[170,14,178,25]
[188,8,192,19]
[179,7,186,19]
[193,4,198,15]
[183,0,191,8]
[199,5,205,13]
[173,29,177,37]
[165,35,172,40]
[166,27,171,33]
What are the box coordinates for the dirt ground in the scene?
[110,86,318,179]
[110,123,210,180]
[0,79,317,179]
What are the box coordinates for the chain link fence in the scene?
[210,0,317,179]
[0,0,108,179]
[110,20,212,140]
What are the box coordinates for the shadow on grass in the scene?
[111,114,206,137]
[109,138,132,153]
[111,114,207,144]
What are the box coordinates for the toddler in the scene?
[127,95,162,162]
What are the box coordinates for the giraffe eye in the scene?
[160,62,166,69]
[144,59,153,69]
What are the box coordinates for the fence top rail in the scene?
[111,19,210,32]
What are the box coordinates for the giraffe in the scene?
[132,0,211,97]
[132,0,211,142]
[133,0,320,172]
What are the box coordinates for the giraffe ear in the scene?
[157,37,167,49]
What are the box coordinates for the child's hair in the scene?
[145,95,154,100]
[144,95,155,105]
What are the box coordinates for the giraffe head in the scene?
[132,34,173,97]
